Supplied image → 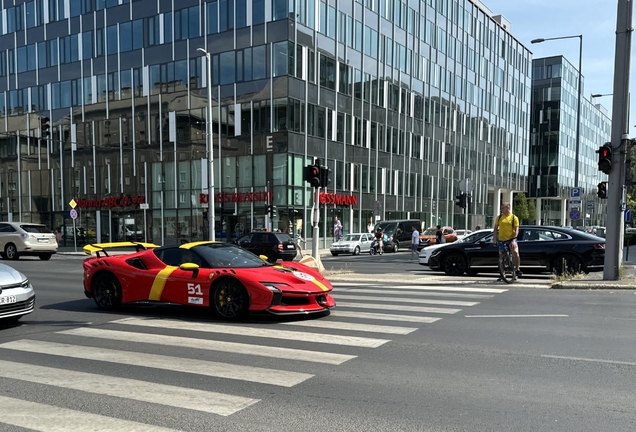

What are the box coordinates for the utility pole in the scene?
[604,0,632,280]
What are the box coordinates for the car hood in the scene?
[250,263,333,293]
[422,243,450,253]
[0,264,27,285]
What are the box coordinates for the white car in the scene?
[419,229,492,266]
[0,222,58,260]
[330,233,375,256]
[454,229,473,240]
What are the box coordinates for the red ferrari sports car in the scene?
[82,241,335,319]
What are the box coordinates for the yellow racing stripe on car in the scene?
[311,278,330,292]
[148,266,178,300]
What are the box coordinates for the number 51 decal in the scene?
[187,283,203,295]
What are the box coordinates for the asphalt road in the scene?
[1,254,635,431]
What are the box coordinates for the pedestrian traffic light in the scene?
[267,205,277,218]
[597,182,608,199]
[455,193,466,209]
[320,166,331,189]
[304,164,321,187]
[40,116,50,138]
[597,144,612,174]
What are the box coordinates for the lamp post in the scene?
[197,47,215,241]
[532,35,583,227]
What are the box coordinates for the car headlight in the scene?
[20,279,29,289]
[261,282,288,292]
[430,250,442,257]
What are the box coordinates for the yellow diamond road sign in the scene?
[69,199,77,209]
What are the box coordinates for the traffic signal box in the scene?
[304,165,321,187]
[597,144,612,174]
[267,205,277,218]
[597,182,608,199]
[455,192,467,209]
[40,117,50,138]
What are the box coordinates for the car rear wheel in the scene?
[212,279,249,320]
[91,272,122,310]
[1,315,22,325]
[442,253,467,276]
[353,246,360,255]
[4,244,18,260]
[392,242,399,252]
[265,252,277,263]
[331,252,339,256]
[39,253,52,261]
[552,254,583,276]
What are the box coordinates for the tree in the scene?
[513,193,530,222]
[526,199,537,224]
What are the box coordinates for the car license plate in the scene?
[287,245,295,249]
[37,238,48,243]
[0,295,17,305]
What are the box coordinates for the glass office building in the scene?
[530,56,610,227]
[0,0,531,246]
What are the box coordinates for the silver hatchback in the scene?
[0,263,35,323]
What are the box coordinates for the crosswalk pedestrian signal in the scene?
[267,205,277,218]
[597,144,612,174]
[455,193,467,209]
[597,182,608,199]
[304,164,321,187]
[320,166,331,189]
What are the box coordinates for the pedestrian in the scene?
[54,230,61,244]
[411,225,420,259]
[435,225,446,244]
[334,216,342,241]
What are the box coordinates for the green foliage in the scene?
[513,193,530,221]
[526,199,537,224]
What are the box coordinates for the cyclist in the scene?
[493,202,522,279]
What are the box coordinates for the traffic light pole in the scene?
[311,186,321,259]
[604,0,632,280]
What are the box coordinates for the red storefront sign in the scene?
[319,192,358,206]
[200,191,273,204]
[74,195,146,208]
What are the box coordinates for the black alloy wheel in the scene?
[442,253,467,276]
[92,272,123,310]
[266,252,277,263]
[212,279,249,320]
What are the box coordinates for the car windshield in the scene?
[21,224,51,233]
[275,233,292,242]
[460,231,490,243]
[193,243,269,268]
[342,234,360,241]
[374,223,397,235]
[422,229,437,236]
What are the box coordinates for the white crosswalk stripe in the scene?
[0,339,313,387]
[111,317,391,348]
[280,319,418,334]
[0,395,181,432]
[333,293,479,307]
[333,282,508,293]
[336,301,461,314]
[335,287,494,298]
[0,359,259,416]
[59,327,357,365]
[331,310,442,323]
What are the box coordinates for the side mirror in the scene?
[179,262,199,278]
[259,255,268,261]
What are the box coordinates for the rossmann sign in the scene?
[200,191,273,204]
[319,192,358,206]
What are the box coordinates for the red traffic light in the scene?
[597,144,612,174]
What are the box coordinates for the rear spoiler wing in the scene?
[83,242,159,258]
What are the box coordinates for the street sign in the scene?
[569,209,581,221]
[586,201,594,211]
[70,209,78,220]
[69,199,77,209]
[626,209,632,222]
[570,188,581,198]
[568,199,581,208]
[140,203,149,210]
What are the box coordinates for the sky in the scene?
[483,0,635,137]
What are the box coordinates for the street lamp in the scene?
[532,34,583,227]
[197,47,215,241]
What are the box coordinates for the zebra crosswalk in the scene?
[0,281,507,431]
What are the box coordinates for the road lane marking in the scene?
[0,395,181,432]
[335,288,493,299]
[0,340,313,387]
[333,294,479,307]
[336,302,461,314]
[279,320,418,335]
[0,359,258,416]
[464,314,569,318]
[542,354,636,366]
[332,283,508,293]
[112,318,390,348]
[331,311,441,323]
[59,328,356,365]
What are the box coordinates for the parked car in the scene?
[0,262,35,323]
[418,226,457,249]
[427,225,606,276]
[234,232,297,263]
[454,229,473,240]
[419,229,492,266]
[373,220,422,252]
[330,233,375,256]
[0,222,58,260]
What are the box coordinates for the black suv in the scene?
[373,219,422,252]
[234,232,297,263]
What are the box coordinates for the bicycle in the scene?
[498,240,516,284]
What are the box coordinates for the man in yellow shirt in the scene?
[493,202,521,278]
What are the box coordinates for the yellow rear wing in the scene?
[83,242,159,257]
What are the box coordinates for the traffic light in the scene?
[320,166,331,189]
[455,193,466,209]
[267,205,277,218]
[597,144,612,174]
[40,116,50,138]
[597,182,608,199]
[304,164,321,187]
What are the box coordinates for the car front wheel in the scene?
[212,279,249,320]
[353,246,360,255]
[442,253,467,276]
[4,244,19,260]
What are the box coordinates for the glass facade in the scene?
[530,56,610,226]
[0,0,531,246]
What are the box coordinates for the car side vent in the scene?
[125,257,148,270]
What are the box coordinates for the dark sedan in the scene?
[428,226,605,276]
[234,232,297,263]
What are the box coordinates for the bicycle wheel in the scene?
[499,249,515,284]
